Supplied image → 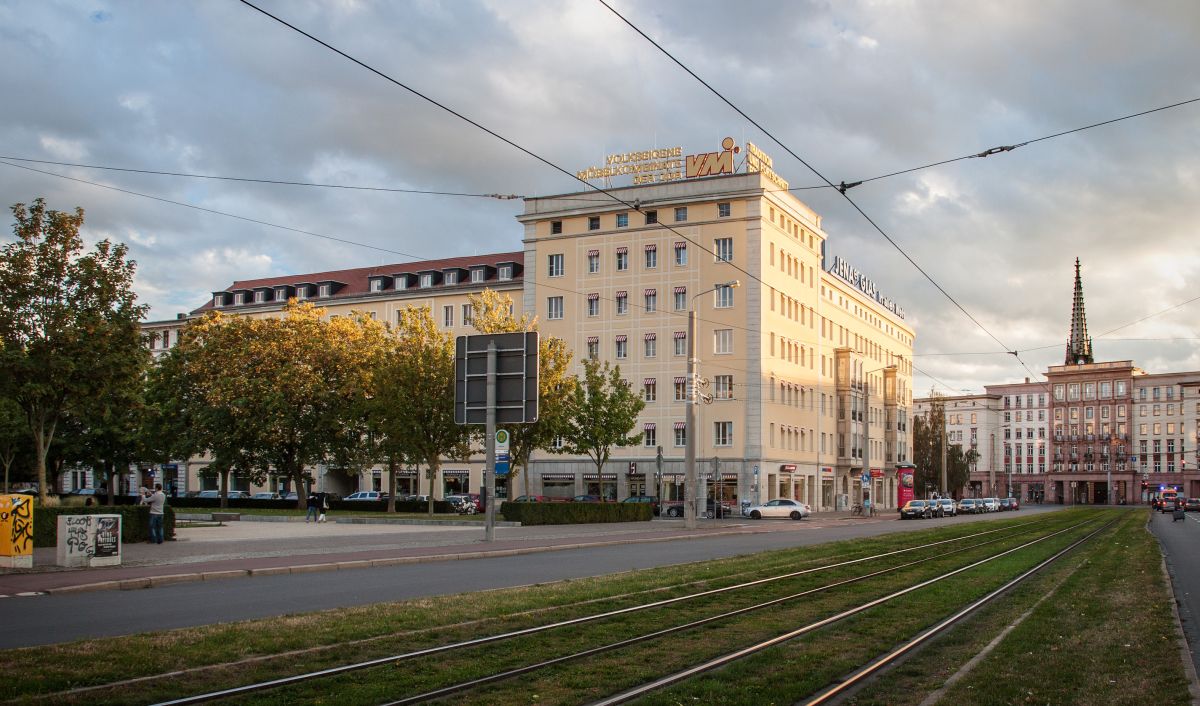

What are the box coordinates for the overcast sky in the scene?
[2,0,1198,395]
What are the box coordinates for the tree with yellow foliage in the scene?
[467,290,576,498]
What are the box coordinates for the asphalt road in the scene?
[0,506,1065,649]
[1151,507,1200,675]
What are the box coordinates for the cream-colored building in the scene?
[136,154,916,509]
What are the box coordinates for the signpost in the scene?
[495,429,510,477]
[454,332,539,542]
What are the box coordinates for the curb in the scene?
[40,527,758,596]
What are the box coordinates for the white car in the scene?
[344,491,385,501]
[745,498,811,520]
[252,492,280,500]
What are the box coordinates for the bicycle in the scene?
[851,503,863,516]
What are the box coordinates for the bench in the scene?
[211,513,241,523]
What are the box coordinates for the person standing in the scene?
[147,483,166,544]
[306,492,319,523]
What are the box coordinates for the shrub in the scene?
[32,506,176,548]
[499,502,651,525]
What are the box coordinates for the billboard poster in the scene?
[897,466,915,507]
[94,516,120,558]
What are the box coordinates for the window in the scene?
[715,237,733,262]
[587,295,599,317]
[674,332,687,356]
[499,264,513,281]
[444,271,458,285]
[419,273,433,288]
[644,334,656,358]
[1100,381,1112,398]
[674,242,688,266]
[675,378,688,401]
[588,216,600,231]
[713,421,732,447]
[1054,384,1065,401]
[462,304,473,326]
[645,246,657,269]
[442,305,454,327]
[1116,380,1127,396]
[616,249,629,271]
[718,202,731,217]
[587,251,599,274]
[714,329,733,354]
[254,290,266,302]
[674,288,686,311]
[714,375,733,400]
[550,220,562,234]
[1068,383,1080,401]
[715,284,734,308]
[616,291,628,315]
[615,336,628,359]
[587,338,599,359]
[318,284,331,297]
[644,425,657,447]
[548,254,564,277]
[674,425,686,447]
[644,289,657,312]
[547,296,564,320]
[645,210,658,224]
[643,379,657,402]
[674,206,687,222]
[616,213,628,228]
[471,269,486,283]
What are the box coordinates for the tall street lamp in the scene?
[686,279,740,530]
[862,364,896,513]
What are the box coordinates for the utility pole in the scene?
[940,407,948,497]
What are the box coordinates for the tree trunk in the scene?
[219,468,230,509]
[426,460,438,516]
[387,458,397,514]
[292,467,307,510]
[103,459,114,506]
[1,455,10,495]
[31,414,52,504]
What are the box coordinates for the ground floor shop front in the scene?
[966,471,1200,505]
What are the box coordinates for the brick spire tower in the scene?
[1065,257,1094,365]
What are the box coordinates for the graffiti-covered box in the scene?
[56,514,122,568]
[0,494,35,569]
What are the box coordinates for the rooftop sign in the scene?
[826,255,906,320]
[576,137,743,186]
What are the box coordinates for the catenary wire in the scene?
[597,0,1018,360]
[0,155,523,200]
[0,159,427,260]
[235,0,776,298]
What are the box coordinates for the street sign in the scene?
[454,332,539,425]
[860,471,871,484]
[496,429,510,454]
[495,460,510,477]
[753,465,759,476]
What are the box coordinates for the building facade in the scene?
[132,151,916,508]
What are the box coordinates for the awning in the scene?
[673,286,686,294]
[674,241,687,249]
[583,474,618,481]
[541,473,575,481]
[587,292,599,300]
[674,421,686,429]
[674,331,687,339]
[615,246,629,254]
[616,290,628,298]
[674,376,687,384]
[587,336,599,343]
[644,332,656,340]
[443,470,469,479]
[644,422,656,430]
[644,288,657,296]
[615,334,628,342]
[643,377,656,385]
[587,249,599,256]
[645,243,657,251]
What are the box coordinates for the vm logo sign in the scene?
[685,137,738,178]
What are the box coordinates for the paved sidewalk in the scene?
[0,511,884,596]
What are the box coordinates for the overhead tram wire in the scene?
[236,0,774,296]
[0,155,523,200]
[0,159,425,261]
[598,1,1017,362]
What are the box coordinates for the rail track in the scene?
[138,513,1097,706]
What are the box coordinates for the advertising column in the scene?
[897,466,915,508]
[0,495,34,569]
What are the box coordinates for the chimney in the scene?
[1025,377,1029,383]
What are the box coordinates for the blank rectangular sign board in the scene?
[454,331,539,425]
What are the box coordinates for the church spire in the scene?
[1065,257,1094,365]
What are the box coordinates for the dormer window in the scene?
[233,292,246,305]
[213,293,225,308]
[445,271,458,285]
[295,285,308,300]
[419,273,433,288]
[471,268,486,283]
[275,286,290,301]
[318,283,332,298]
[254,290,266,303]
[499,264,513,281]
[370,279,384,292]
[395,275,409,290]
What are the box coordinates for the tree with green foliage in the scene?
[468,289,577,498]
[0,396,31,494]
[375,305,470,515]
[146,302,388,509]
[560,359,645,497]
[912,392,976,498]
[0,199,148,503]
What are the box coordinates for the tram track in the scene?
[141,514,1086,706]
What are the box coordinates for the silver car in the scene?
[981,497,1000,512]
[745,498,811,520]
[938,498,957,517]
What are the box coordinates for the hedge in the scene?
[499,502,652,525]
[171,498,459,514]
[32,506,176,548]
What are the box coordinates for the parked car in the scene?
[981,497,1000,512]
[998,497,1016,511]
[252,492,281,500]
[663,499,732,518]
[621,495,660,516]
[1186,498,1200,512]
[745,498,811,520]
[510,495,550,503]
[446,494,477,514]
[344,491,386,501]
[571,494,602,503]
[69,488,101,497]
[283,492,299,501]
[938,498,957,517]
[899,499,932,519]
[197,490,250,500]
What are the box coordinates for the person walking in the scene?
[306,492,319,523]
[147,483,166,544]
